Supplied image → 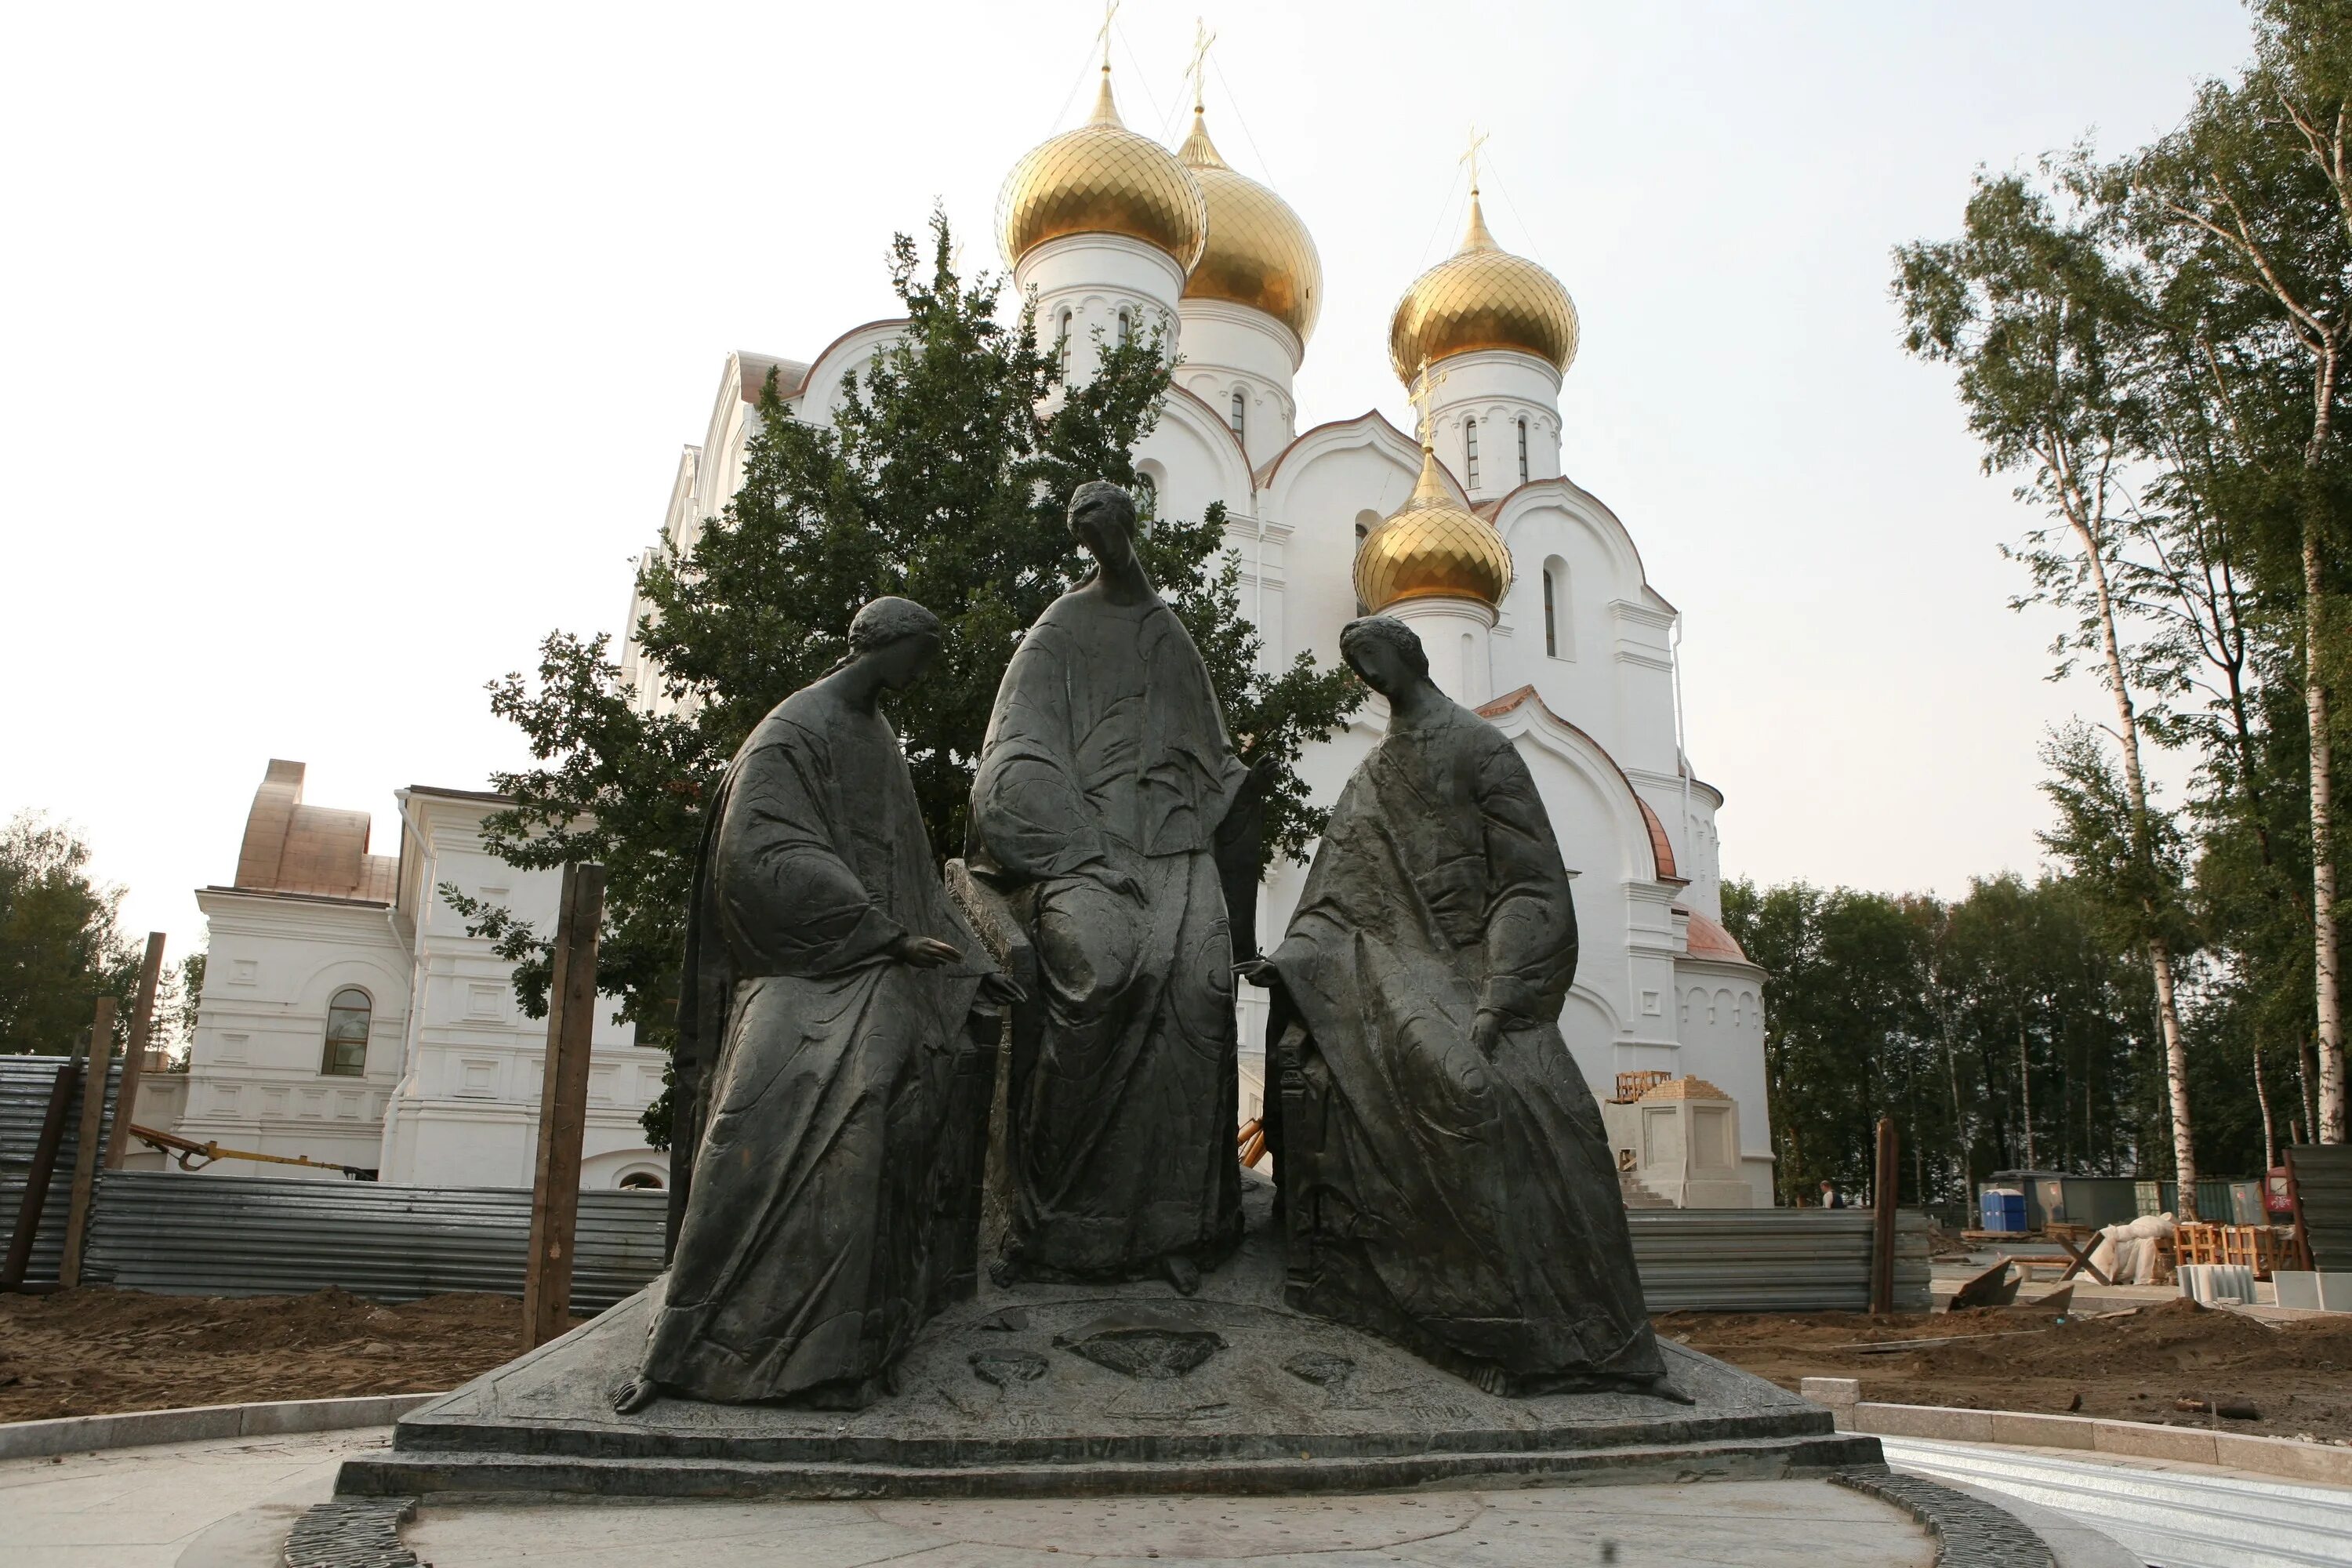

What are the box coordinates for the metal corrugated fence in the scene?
[82,1171,667,1312]
[2289,1143,2352,1273]
[1,1054,120,1287]
[74,1168,1926,1314]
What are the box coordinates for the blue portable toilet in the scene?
[1979,1187,2027,1233]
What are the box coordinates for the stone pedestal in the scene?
[340,1178,1875,1501]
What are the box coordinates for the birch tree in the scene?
[1895,169,2205,1206]
[2134,0,2352,1138]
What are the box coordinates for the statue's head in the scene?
[845,595,944,691]
[1067,480,1139,561]
[1338,615,1431,699]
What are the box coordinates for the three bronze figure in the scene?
[618,480,1661,1414]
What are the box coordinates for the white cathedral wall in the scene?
[374,791,661,1189]
[172,890,412,1178]
[1172,298,1299,471]
[1674,955,1776,1203]
[1017,233,1185,387]
[1418,350,1563,503]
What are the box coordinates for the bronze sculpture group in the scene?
[615,480,1662,1415]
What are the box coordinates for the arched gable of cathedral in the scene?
[1476,683,1677,891]
[1137,383,1255,523]
[1486,477,1657,611]
[785,319,909,426]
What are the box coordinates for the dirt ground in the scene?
[1661,1296,2352,1445]
[0,1286,581,1424]
[5,1286,2350,1447]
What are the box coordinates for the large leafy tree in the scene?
[0,812,140,1056]
[462,215,1359,1145]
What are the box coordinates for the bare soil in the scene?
[5,1286,2347,1448]
[1658,1297,2352,1445]
[0,1286,580,1424]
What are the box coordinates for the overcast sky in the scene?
[2,0,2258,964]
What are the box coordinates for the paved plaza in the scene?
[5,1427,1940,1567]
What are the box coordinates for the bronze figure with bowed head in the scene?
[1242,615,1670,1398]
[967,480,1270,1296]
[615,597,1017,1414]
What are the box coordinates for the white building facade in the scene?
[153,761,667,1189]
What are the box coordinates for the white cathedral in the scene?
[151,63,1773,1207]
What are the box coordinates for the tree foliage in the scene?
[1892,0,2352,1154]
[0,812,140,1056]
[464,214,1360,1146]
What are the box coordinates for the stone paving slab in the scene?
[1,1425,385,1568]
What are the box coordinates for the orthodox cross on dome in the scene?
[1187,18,1217,114]
[1407,359,1449,453]
[1096,0,1121,71]
[1459,125,1490,195]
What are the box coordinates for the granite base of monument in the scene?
[339,1180,1877,1501]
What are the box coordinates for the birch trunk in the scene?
[2061,486,2198,1211]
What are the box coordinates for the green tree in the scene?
[463,215,1360,1146]
[0,812,140,1056]
[1893,165,2206,1203]
[2131,0,2352,1137]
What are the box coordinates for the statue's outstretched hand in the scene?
[978,969,1028,1005]
[1233,956,1279,988]
[891,935,963,969]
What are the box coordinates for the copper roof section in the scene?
[1681,911,1750,964]
[231,760,395,905]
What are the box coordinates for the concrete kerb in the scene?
[1835,1396,2352,1490]
[0,1392,443,1461]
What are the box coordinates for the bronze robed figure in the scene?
[618,597,1014,1413]
[1247,615,1665,1396]
[967,480,1266,1294]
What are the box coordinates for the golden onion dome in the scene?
[1177,109,1321,345]
[998,68,1207,274]
[1388,189,1578,383]
[1354,443,1515,613]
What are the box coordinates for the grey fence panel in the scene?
[2288,1144,2352,1273]
[1,1055,121,1287]
[1630,1207,1931,1314]
[83,1171,668,1312]
[81,1168,1928,1315]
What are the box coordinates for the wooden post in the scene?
[523,863,604,1348]
[103,934,169,1171]
[1,1047,83,1290]
[1870,1115,1900,1316]
[57,998,118,1289]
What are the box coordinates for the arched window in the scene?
[618,1171,664,1190]
[1134,471,1157,518]
[1543,567,1559,658]
[1464,417,1480,488]
[1116,308,1133,347]
[322,987,370,1076]
[1517,418,1530,481]
[1229,389,1246,440]
[1057,308,1072,376]
[1353,510,1380,616]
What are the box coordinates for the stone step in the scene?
[339,1430,1884,1501]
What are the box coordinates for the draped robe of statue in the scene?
[1262,698,1664,1394]
[970,589,1248,1279]
[642,685,993,1407]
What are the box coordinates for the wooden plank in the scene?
[56,997,117,1289]
[523,862,604,1349]
[1,1051,83,1290]
[103,934,169,1171]
[1869,1116,1899,1315]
